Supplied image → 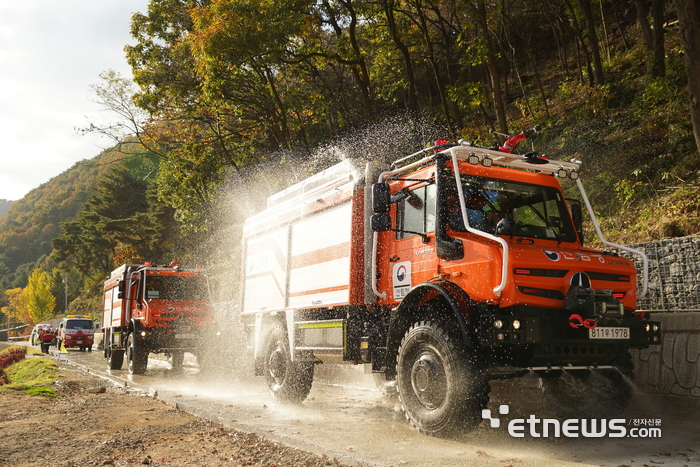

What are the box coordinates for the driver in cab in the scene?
[447,189,508,235]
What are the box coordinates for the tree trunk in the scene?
[381,0,418,110]
[577,0,605,85]
[322,0,373,115]
[634,0,654,50]
[475,0,508,134]
[635,0,666,77]
[405,0,457,137]
[564,0,593,84]
[674,0,700,155]
[341,0,373,114]
[651,0,666,77]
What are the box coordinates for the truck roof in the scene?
[265,159,358,209]
[107,263,207,282]
[389,143,581,182]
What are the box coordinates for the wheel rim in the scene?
[267,342,287,385]
[410,350,447,410]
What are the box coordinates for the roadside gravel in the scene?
[0,344,355,467]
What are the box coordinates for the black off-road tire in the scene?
[127,334,148,375]
[108,347,124,370]
[397,320,489,437]
[264,326,314,403]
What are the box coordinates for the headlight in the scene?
[140,331,147,337]
[652,324,660,332]
[494,319,504,329]
[512,319,521,330]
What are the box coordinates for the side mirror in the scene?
[117,292,124,299]
[118,280,124,292]
[570,200,584,245]
[372,183,390,213]
[371,213,392,232]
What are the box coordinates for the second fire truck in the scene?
[102,262,214,374]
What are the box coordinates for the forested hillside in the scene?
[0,153,113,291]
[0,145,169,320]
[2,0,700,327]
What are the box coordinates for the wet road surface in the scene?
[43,345,700,467]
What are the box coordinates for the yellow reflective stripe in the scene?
[297,322,343,329]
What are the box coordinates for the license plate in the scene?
[589,327,629,339]
[76,340,83,344]
[175,333,195,339]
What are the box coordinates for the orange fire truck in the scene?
[102,262,214,374]
[239,128,661,436]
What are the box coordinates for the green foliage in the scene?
[65,287,103,320]
[0,146,133,291]
[3,0,700,310]
[23,269,56,323]
[0,357,60,397]
[51,153,176,280]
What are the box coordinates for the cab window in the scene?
[396,184,436,240]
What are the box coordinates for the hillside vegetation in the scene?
[1,0,699,324]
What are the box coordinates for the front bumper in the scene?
[479,314,661,367]
[63,337,94,347]
[137,326,204,353]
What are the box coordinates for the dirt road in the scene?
[0,344,350,467]
[3,341,700,467]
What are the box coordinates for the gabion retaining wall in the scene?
[621,235,700,312]
[618,236,700,397]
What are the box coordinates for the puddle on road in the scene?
[54,345,700,467]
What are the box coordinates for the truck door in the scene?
[126,272,142,321]
[388,183,438,302]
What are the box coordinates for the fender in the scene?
[384,280,478,372]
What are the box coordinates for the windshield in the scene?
[66,320,93,330]
[145,276,209,300]
[446,174,577,242]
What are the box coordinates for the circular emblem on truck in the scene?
[396,265,407,282]
[570,272,591,288]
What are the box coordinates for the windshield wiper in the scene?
[527,203,563,242]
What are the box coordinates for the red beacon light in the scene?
[434,139,448,146]
[168,261,180,268]
[195,264,202,269]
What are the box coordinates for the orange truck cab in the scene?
[102,262,214,374]
[239,129,661,436]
